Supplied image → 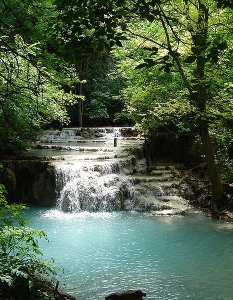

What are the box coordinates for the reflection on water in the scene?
[26,208,233,300]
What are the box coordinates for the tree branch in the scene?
[157,4,193,95]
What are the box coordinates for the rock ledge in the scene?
[105,289,146,300]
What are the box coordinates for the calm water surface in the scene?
[26,207,233,300]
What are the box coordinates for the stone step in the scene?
[133,194,189,215]
[149,164,175,170]
[35,144,115,152]
[133,185,182,196]
[129,173,174,183]
[149,164,183,171]
[150,169,172,176]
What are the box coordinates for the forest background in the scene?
[1,0,233,214]
[1,0,233,298]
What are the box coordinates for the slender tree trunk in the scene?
[77,82,83,127]
[197,119,224,216]
[77,59,86,128]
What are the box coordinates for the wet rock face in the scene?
[105,290,146,300]
[0,160,56,206]
[0,128,194,214]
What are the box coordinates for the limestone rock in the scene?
[0,160,55,206]
[105,290,146,300]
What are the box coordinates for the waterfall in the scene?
[37,127,133,142]
[54,162,131,212]
[35,127,193,214]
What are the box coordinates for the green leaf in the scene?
[213,36,221,45]
[184,55,196,63]
[147,14,155,22]
[191,46,202,56]
[217,42,227,51]
[196,56,206,66]
[0,275,13,286]
[135,63,148,69]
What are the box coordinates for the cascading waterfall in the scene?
[44,127,142,213]
[35,127,192,214]
[23,128,233,300]
[54,162,132,212]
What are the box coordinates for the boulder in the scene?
[105,290,146,300]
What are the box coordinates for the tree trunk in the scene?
[193,1,224,216]
[77,82,83,127]
[197,119,224,216]
[78,98,83,127]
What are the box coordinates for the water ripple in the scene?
[26,209,233,300]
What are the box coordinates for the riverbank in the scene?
[0,280,76,300]
[179,163,233,222]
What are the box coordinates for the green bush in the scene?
[0,180,56,299]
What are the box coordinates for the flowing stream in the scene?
[27,128,233,299]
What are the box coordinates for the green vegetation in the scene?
[0,0,233,260]
[0,178,56,299]
[0,0,79,153]
[1,1,233,297]
[53,0,233,215]
[111,0,233,215]
[68,52,127,127]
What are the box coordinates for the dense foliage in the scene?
[1,1,233,297]
[52,0,233,215]
[0,0,79,153]
[3,1,233,298]
[82,52,127,126]
[0,35,78,153]
[0,0,233,210]
[111,1,233,179]
[0,179,56,299]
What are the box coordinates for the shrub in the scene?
[0,180,56,299]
